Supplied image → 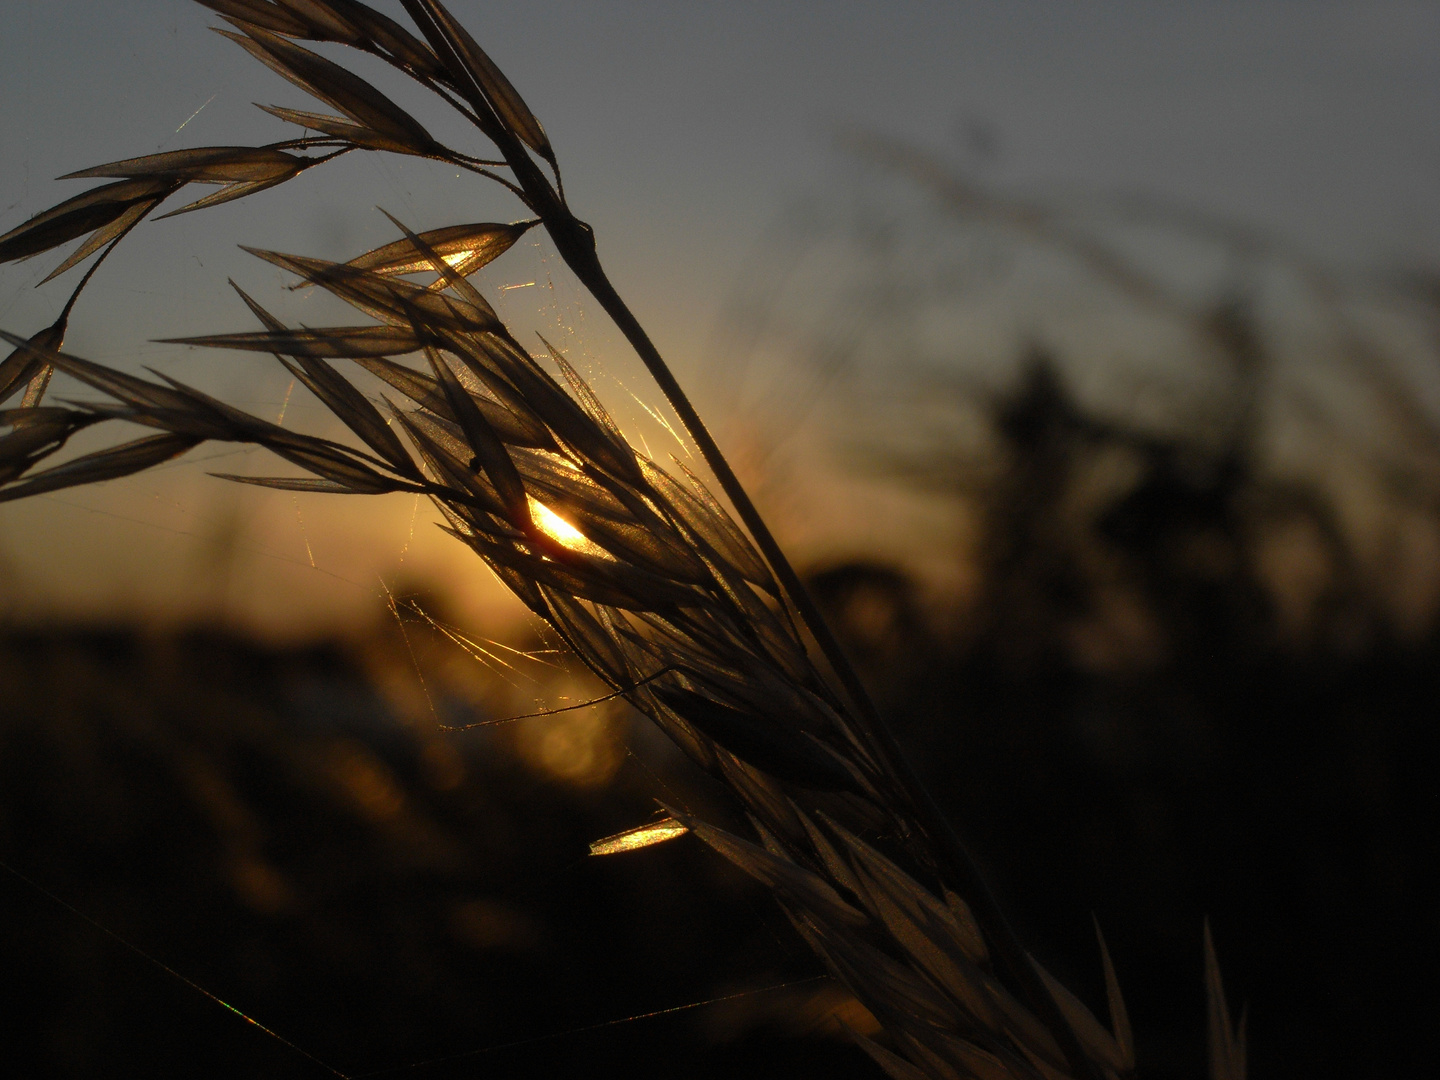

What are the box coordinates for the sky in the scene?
[1,0,1437,636]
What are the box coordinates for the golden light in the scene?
[518,708,624,787]
[386,248,480,277]
[528,496,597,553]
[589,817,689,856]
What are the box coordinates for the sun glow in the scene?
[528,496,599,554]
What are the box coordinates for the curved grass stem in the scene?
[545,220,1103,1080]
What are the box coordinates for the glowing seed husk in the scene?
[588,817,689,856]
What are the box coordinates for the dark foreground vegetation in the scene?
[2,356,1435,1079]
[0,616,869,1079]
[811,356,1440,1079]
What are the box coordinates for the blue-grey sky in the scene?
[5,2,1437,332]
[2,1,1437,632]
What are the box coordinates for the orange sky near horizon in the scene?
[3,1,1438,640]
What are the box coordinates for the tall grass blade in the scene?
[1205,923,1247,1080]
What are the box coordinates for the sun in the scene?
[528,496,604,557]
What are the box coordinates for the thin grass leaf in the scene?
[653,683,859,792]
[392,406,506,514]
[1093,920,1133,1070]
[0,432,198,503]
[723,763,809,844]
[533,488,713,585]
[634,461,772,593]
[505,452,713,584]
[331,1,445,77]
[622,609,748,694]
[155,176,312,220]
[0,178,177,265]
[651,644,841,749]
[240,245,500,332]
[922,1029,1022,1080]
[233,425,404,489]
[1030,958,1130,1075]
[350,354,446,408]
[530,540,705,610]
[345,219,535,279]
[368,218,521,443]
[268,345,416,466]
[163,324,422,358]
[0,323,66,405]
[452,527,655,610]
[403,0,554,164]
[210,472,359,493]
[854,1033,937,1080]
[217,23,441,157]
[229,283,417,476]
[541,334,630,454]
[257,104,425,156]
[195,0,310,36]
[670,459,778,591]
[673,812,870,930]
[287,250,498,334]
[470,331,644,485]
[425,344,529,527]
[0,332,203,419]
[446,331,579,436]
[268,0,447,79]
[509,448,636,523]
[795,809,866,902]
[834,870,1002,1033]
[257,439,403,492]
[251,248,424,328]
[0,405,82,431]
[824,815,993,973]
[688,547,809,681]
[360,357,552,448]
[879,1029,965,1080]
[392,0,498,137]
[54,398,236,441]
[795,913,963,1035]
[989,992,1071,1078]
[372,209,504,332]
[546,595,639,686]
[39,199,158,284]
[1204,923,1246,1080]
[436,499,529,550]
[273,0,361,43]
[222,0,447,78]
[61,146,306,184]
[139,365,405,478]
[0,407,97,484]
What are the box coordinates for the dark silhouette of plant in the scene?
[1,5,1271,1079]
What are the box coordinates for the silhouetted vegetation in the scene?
[799,150,1440,1079]
[0,620,868,1078]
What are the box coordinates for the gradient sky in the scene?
[2,1,1437,635]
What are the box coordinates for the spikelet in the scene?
[1,5,1246,1079]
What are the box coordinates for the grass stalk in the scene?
[0,4,1245,1078]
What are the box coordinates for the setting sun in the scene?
[527,496,597,554]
